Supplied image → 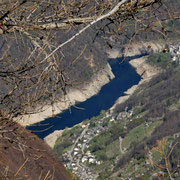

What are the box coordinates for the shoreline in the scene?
[107,40,164,111]
[17,41,164,148]
[16,63,114,126]
[106,41,165,59]
[110,56,161,112]
[45,56,162,148]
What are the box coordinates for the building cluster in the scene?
[117,107,133,120]
[62,115,109,179]
[61,107,137,179]
[169,43,180,63]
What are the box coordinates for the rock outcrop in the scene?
[107,41,165,58]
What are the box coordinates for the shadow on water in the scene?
[27,55,146,138]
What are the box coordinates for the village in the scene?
[59,43,180,179]
[61,108,134,180]
[62,116,107,179]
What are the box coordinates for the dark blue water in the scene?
[27,56,143,138]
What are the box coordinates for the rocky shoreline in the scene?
[18,41,164,148]
[107,41,165,59]
[17,63,114,126]
[45,55,162,148]
[110,56,162,112]
[45,41,165,148]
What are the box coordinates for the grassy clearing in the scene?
[122,120,162,149]
[106,139,120,159]
[169,98,180,111]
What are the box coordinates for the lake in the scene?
[27,56,144,138]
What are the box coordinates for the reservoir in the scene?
[27,56,143,138]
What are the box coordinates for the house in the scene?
[81,156,88,163]
[74,147,79,151]
[81,124,86,128]
[89,158,95,163]
[77,143,82,148]
[74,151,78,156]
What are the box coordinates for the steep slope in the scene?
[0,121,72,180]
[0,1,179,179]
[53,50,180,179]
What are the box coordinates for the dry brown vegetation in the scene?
[1,0,179,120]
[0,121,72,179]
[0,0,179,179]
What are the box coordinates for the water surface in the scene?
[28,56,143,138]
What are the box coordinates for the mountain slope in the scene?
[54,50,180,179]
[0,121,72,179]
